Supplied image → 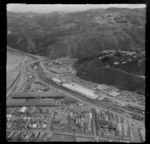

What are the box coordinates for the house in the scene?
[7,114,12,121]
[114,62,119,65]
[19,107,27,113]
[122,61,126,64]
[31,123,37,128]
[41,123,47,128]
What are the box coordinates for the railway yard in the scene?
[6,48,145,142]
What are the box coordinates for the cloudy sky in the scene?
[7,4,146,13]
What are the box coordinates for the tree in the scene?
[101,56,110,62]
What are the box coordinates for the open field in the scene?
[7,50,24,89]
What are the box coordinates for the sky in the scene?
[7,4,146,13]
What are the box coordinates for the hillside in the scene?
[74,51,145,95]
[7,8,145,59]
[76,67,145,95]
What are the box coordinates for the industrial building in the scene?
[52,77,62,83]
[97,84,114,91]
[62,83,99,99]
[114,62,119,65]
[108,91,120,97]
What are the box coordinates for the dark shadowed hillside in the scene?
[7,8,145,59]
[77,67,145,95]
[74,51,145,95]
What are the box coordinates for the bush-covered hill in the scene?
[74,51,145,95]
[77,67,145,95]
[7,8,145,59]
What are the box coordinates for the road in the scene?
[91,108,98,136]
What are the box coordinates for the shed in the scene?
[19,107,27,113]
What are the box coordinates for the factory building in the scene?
[114,62,119,65]
[62,83,98,99]
[97,84,117,92]
[108,91,120,97]
[52,77,62,83]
